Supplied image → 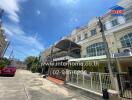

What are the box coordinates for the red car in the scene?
[0,66,16,76]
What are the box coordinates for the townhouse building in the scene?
[39,1,132,98]
[40,0,132,78]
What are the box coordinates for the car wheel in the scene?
[11,74,15,77]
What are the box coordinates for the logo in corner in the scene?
[110,5,124,16]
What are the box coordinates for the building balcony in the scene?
[52,52,81,61]
[113,47,132,58]
[105,20,132,35]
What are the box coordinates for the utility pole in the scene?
[9,49,13,59]
[98,17,115,89]
[0,8,3,58]
[1,41,10,58]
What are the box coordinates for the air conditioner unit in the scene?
[121,47,132,53]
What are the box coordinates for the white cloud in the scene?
[74,18,78,22]
[4,24,44,60]
[49,0,79,8]
[0,0,20,23]
[0,0,27,23]
[36,10,41,16]
[8,14,19,23]
[69,17,79,24]
[64,0,79,5]
[0,0,44,60]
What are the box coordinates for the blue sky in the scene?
[0,0,118,60]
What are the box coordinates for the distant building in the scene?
[10,58,26,69]
[0,9,8,58]
[0,25,7,57]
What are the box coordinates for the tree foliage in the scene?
[0,57,11,68]
[24,56,41,73]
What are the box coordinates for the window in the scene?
[77,35,81,41]
[86,42,106,57]
[91,29,96,36]
[125,12,132,21]
[120,33,132,48]
[111,19,119,27]
[84,33,88,39]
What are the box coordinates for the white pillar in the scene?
[65,69,69,83]
[116,58,122,73]
[90,72,93,88]
[99,73,102,92]
[83,71,85,86]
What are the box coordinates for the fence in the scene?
[66,70,112,93]
[117,73,132,99]
[48,68,66,81]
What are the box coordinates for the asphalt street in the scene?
[0,69,95,100]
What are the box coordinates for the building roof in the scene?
[55,39,81,51]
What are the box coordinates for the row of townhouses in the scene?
[40,0,132,73]
[39,0,132,98]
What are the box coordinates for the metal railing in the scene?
[66,70,112,93]
[117,73,132,99]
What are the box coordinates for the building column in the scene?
[116,58,122,73]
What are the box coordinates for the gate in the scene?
[66,70,112,93]
[117,73,132,99]
[48,68,66,81]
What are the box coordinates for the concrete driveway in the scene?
[0,69,95,100]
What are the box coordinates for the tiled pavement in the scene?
[47,76,64,84]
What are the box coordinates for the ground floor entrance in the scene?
[117,73,132,99]
[116,57,132,99]
[117,57,132,73]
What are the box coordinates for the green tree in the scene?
[24,56,36,70]
[24,56,41,73]
[0,57,11,68]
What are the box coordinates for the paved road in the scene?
[0,70,94,100]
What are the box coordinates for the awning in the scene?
[53,56,73,61]
[69,55,107,62]
[113,52,132,58]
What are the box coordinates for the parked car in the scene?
[0,66,16,76]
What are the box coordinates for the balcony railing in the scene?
[113,51,132,58]
[52,52,80,59]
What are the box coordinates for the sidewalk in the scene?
[47,76,64,85]
[19,70,95,100]
[38,75,103,100]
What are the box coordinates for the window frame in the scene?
[120,33,132,48]
[111,19,119,27]
[77,35,81,42]
[86,42,106,57]
[90,28,97,36]
[84,33,88,39]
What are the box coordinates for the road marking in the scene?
[23,84,30,100]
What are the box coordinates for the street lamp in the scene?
[98,17,115,89]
